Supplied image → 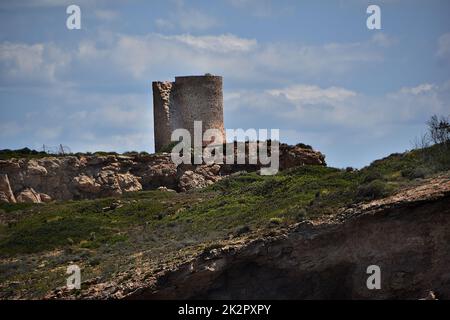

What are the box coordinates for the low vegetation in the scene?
[0,148,49,160]
[0,148,150,160]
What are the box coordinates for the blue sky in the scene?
[0,0,449,168]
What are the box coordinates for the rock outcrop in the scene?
[16,188,42,203]
[0,174,16,203]
[0,143,325,202]
[177,164,222,192]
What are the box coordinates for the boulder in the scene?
[279,144,326,169]
[96,170,122,196]
[86,156,109,166]
[0,160,21,172]
[178,165,221,192]
[138,159,177,189]
[157,186,176,192]
[16,188,42,203]
[117,173,142,192]
[39,193,52,203]
[27,160,48,175]
[73,175,101,193]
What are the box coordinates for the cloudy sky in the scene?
[0,0,449,168]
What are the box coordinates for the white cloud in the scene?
[226,82,449,134]
[227,0,279,17]
[110,33,260,79]
[2,90,154,153]
[0,30,391,87]
[176,9,218,31]
[399,83,435,95]
[0,42,70,85]
[155,18,175,29]
[370,33,396,47]
[437,32,450,62]
[0,121,23,138]
[36,126,63,140]
[164,34,257,53]
[155,1,218,31]
[0,0,107,8]
[77,41,103,60]
[386,83,447,123]
[94,9,119,21]
[268,85,357,104]
[223,80,450,168]
[78,31,389,83]
[253,37,386,78]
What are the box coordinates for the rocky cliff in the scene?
[46,175,450,300]
[0,143,325,203]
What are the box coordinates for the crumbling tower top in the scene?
[152,75,225,152]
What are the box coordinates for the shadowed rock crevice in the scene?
[191,262,357,300]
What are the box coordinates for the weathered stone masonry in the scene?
[152,75,225,152]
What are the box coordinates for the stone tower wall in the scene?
[152,81,173,152]
[152,75,225,152]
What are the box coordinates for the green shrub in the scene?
[249,178,283,196]
[123,151,139,156]
[401,167,429,179]
[295,143,313,150]
[159,141,181,154]
[0,148,48,160]
[356,180,390,200]
[234,225,250,236]
[93,151,118,156]
[269,217,283,225]
[361,171,383,183]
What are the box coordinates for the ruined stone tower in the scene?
[152,75,225,152]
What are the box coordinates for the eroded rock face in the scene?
[0,155,162,202]
[0,144,325,202]
[177,164,222,192]
[73,174,102,194]
[117,173,142,193]
[280,144,327,168]
[0,174,16,203]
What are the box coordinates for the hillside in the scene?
[0,144,449,299]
